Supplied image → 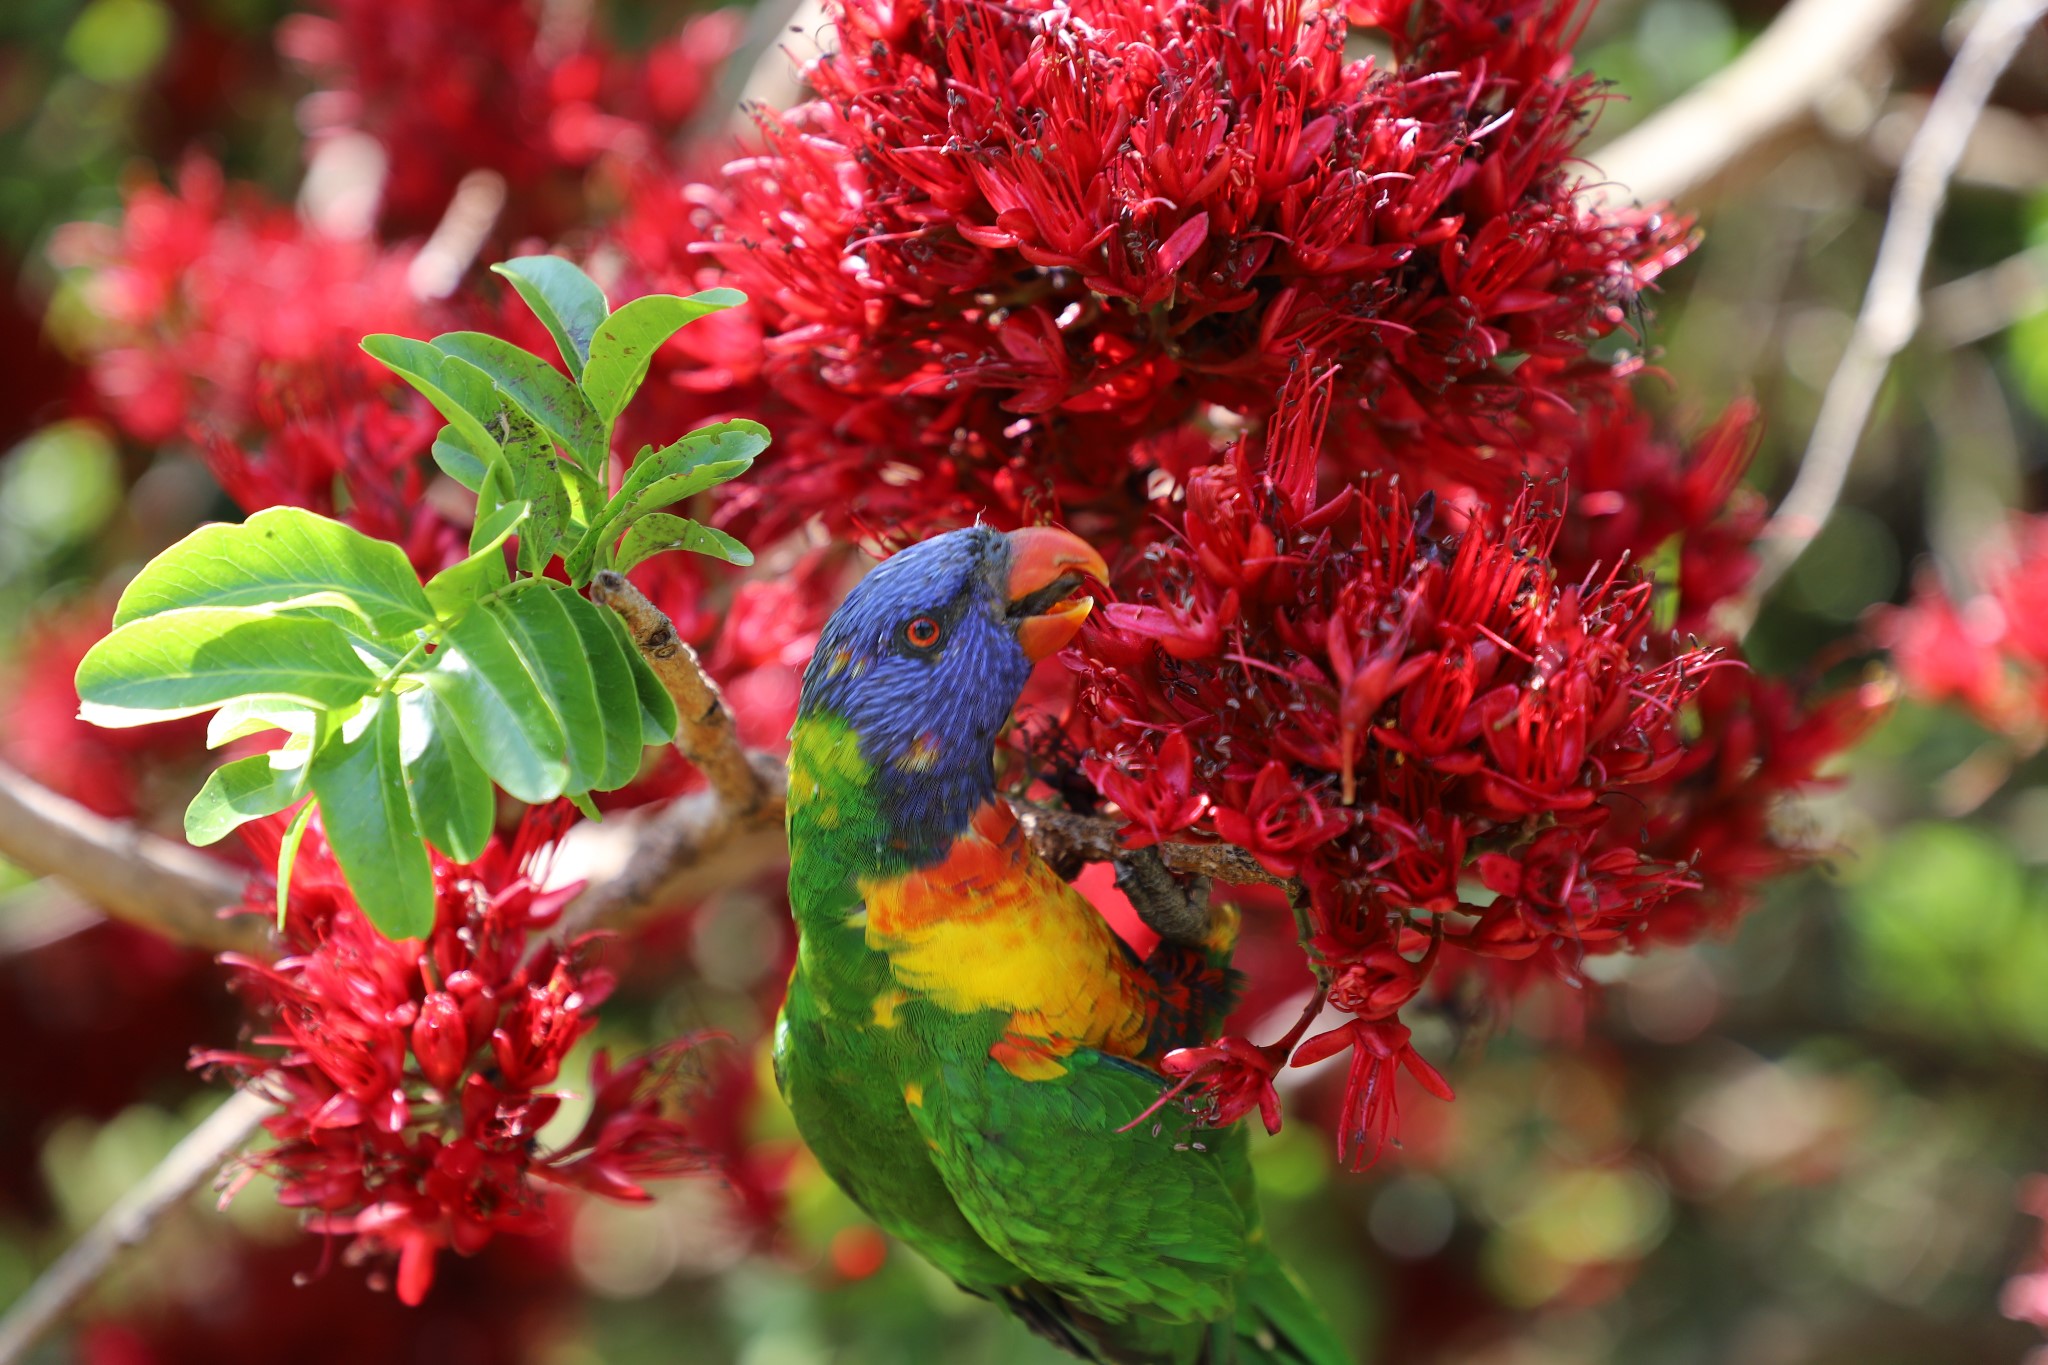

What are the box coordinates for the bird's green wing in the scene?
[907,1045,1255,1327]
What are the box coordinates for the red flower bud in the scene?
[410,992,469,1092]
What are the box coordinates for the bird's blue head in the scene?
[794,525,1107,865]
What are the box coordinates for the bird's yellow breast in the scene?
[858,801,1152,1078]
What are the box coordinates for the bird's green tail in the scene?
[1230,1252,1351,1365]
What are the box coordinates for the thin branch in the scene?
[0,1088,273,1365]
[1736,0,2048,625]
[0,763,257,952]
[1580,0,1919,212]
[685,0,825,145]
[405,169,508,301]
[0,881,102,958]
[1925,238,2048,345]
[590,571,777,818]
[1011,804,1297,893]
[559,770,789,935]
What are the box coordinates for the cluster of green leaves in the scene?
[368,256,764,583]
[73,257,768,938]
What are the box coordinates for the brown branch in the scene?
[1012,804,1297,893]
[590,571,777,819]
[1735,0,2048,626]
[0,1087,273,1365]
[0,763,258,952]
[1579,0,1919,211]
[559,769,788,935]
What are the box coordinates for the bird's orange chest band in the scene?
[858,800,1152,1079]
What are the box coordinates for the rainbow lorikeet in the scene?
[777,525,1349,1364]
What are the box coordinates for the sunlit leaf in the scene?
[597,601,678,746]
[76,608,377,722]
[492,256,610,380]
[432,330,605,470]
[310,696,437,938]
[425,500,526,619]
[580,289,746,425]
[559,588,649,789]
[113,507,434,638]
[420,608,568,803]
[361,334,504,469]
[398,689,495,863]
[614,513,754,572]
[184,747,310,846]
[495,584,606,794]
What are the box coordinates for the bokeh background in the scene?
[3,0,2048,1362]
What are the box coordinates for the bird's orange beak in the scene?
[1005,526,1108,662]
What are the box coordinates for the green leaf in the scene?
[614,514,755,572]
[623,458,757,521]
[207,698,317,748]
[613,420,769,509]
[361,334,504,469]
[491,256,610,380]
[76,608,377,723]
[310,696,437,939]
[598,602,677,746]
[581,289,745,425]
[184,748,310,846]
[493,406,570,574]
[425,500,526,619]
[431,426,489,492]
[113,506,434,638]
[494,584,606,794]
[276,799,316,930]
[563,446,651,586]
[559,588,649,789]
[420,608,569,803]
[431,331,605,470]
[398,689,495,862]
[554,423,769,584]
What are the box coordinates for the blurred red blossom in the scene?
[195,810,724,1304]
[280,0,742,236]
[3,608,207,819]
[48,161,469,575]
[1871,513,2048,740]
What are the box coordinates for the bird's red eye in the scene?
[905,616,942,650]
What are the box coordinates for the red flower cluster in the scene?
[197,812,721,1305]
[280,0,741,236]
[602,0,1880,1162]
[1870,513,2048,740]
[49,161,465,573]
[614,0,1687,545]
[1066,372,1779,1162]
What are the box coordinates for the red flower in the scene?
[1122,1035,1286,1138]
[1868,516,2048,739]
[1210,763,1353,879]
[197,811,721,1304]
[1084,731,1211,847]
[1292,1018,1453,1170]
